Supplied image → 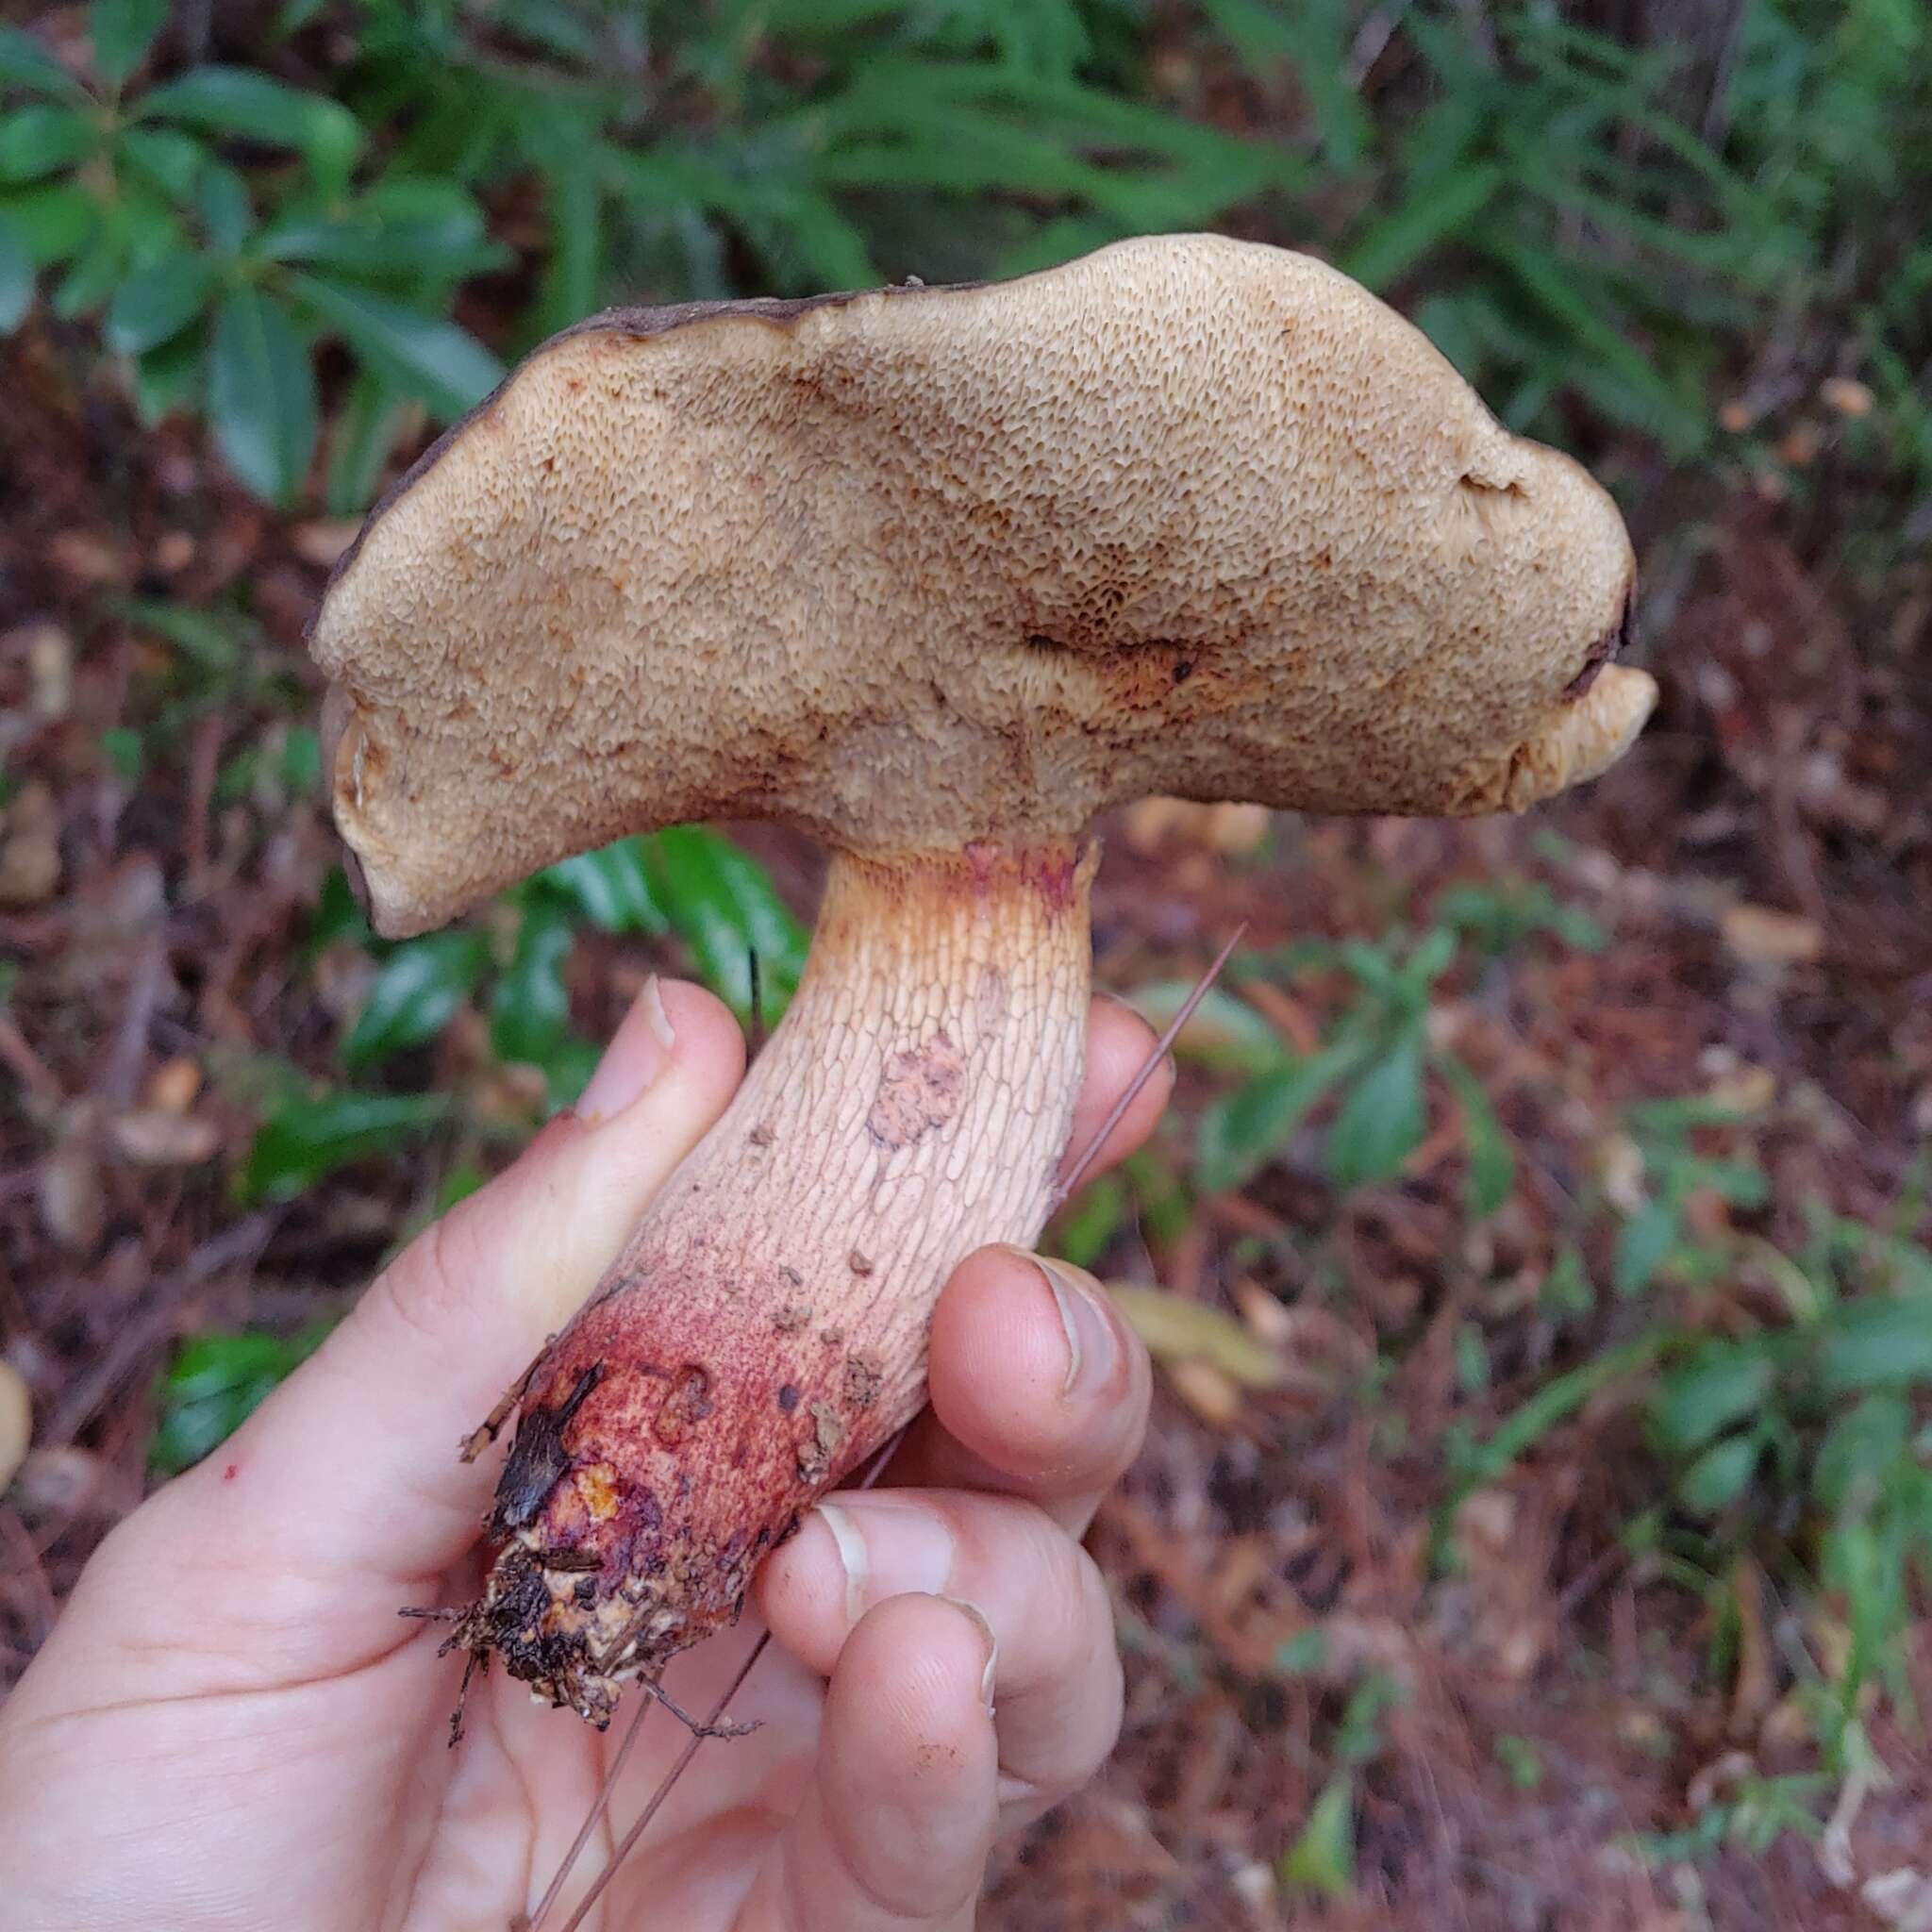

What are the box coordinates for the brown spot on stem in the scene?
[867,1031,966,1148]
[797,1399,847,1484]
[653,1364,713,1446]
[841,1356,882,1409]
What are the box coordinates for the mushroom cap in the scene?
[312,232,1653,938]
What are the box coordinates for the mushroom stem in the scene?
[458,840,1095,1722]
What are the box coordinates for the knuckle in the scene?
[372,1209,473,1344]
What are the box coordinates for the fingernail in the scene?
[1033,1255,1119,1400]
[941,1597,998,1716]
[815,1495,956,1615]
[577,975,676,1123]
[640,975,675,1053]
[815,1500,870,1624]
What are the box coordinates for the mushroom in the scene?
[309,232,1654,1724]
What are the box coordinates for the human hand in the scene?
[0,976,1165,1930]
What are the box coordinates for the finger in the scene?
[744,1594,996,1931]
[158,978,746,1586]
[879,1247,1150,1536]
[758,1491,1121,1827]
[1057,993,1174,1189]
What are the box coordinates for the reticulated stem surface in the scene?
[462,841,1094,1719]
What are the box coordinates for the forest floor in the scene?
[4,297,1931,1931]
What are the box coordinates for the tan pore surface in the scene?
[311,232,1655,938]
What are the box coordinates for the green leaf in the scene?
[1680,1157,1771,1208]
[100,725,143,782]
[1053,1170,1124,1271]
[325,370,409,517]
[280,727,321,796]
[1482,237,1707,456]
[1445,1335,1663,1502]
[1819,1292,1932,1397]
[1649,1343,1776,1456]
[1613,1194,1682,1296]
[1124,982,1281,1071]
[289,273,501,421]
[196,159,252,250]
[1814,1394,1910,1518]
[4,181,96,266]
[541,837,667,935]
[116,125,205,201]
[1494,1735,1544,1791]
[1327,1029,1427,1188]
[91,0,169,89]
[342,930,487,1069]
[519,100,602,338]
[241,1089,447,1203]
[139,68,361,192]
[1275,1628,1329,1674]
[151,1327,326,1474]
[1195,1040,1364,1193]
[541,1036,601,1112]
[491,903,574,1068]
[208,285,316,506]
[0,212,31,331]
[0,105,98,184]
[1198,0,1369,169]
[132,324,205,424]
[257,206,506,280]
[1338,939,1404,1000]
[1343,165,1503,291]
[1436,1053,1515,1219]
[1403,926,1459,991]
[104,252,211,353]
[0,28,84,100]
[1280,1774,1356,1900]
[1677,1432,1760,1514]
[434,1161,486,1214]
[116,595,241,674]
[1335,1670,1406,1764]
[52,221,125,316]
[308,867,372,953]
[642,826,807,1024]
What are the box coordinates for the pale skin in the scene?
[0,977,1169,1930]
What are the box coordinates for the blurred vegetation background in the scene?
[3,3,1930,1925]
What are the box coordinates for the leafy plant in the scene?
[1645,1213,1932,1752]
[1192,924,1514,1220]
[151,1325,328,1472]
[22,0,1907,519]
[1277,1667,1407,1902]
[0,6,504,506]
[1606,1096,1771,1298]
[321,824,807,1108]
[241,1086,449,1203]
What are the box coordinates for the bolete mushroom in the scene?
[309,232,1654,1724]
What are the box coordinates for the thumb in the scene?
[162,977,745,1589]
